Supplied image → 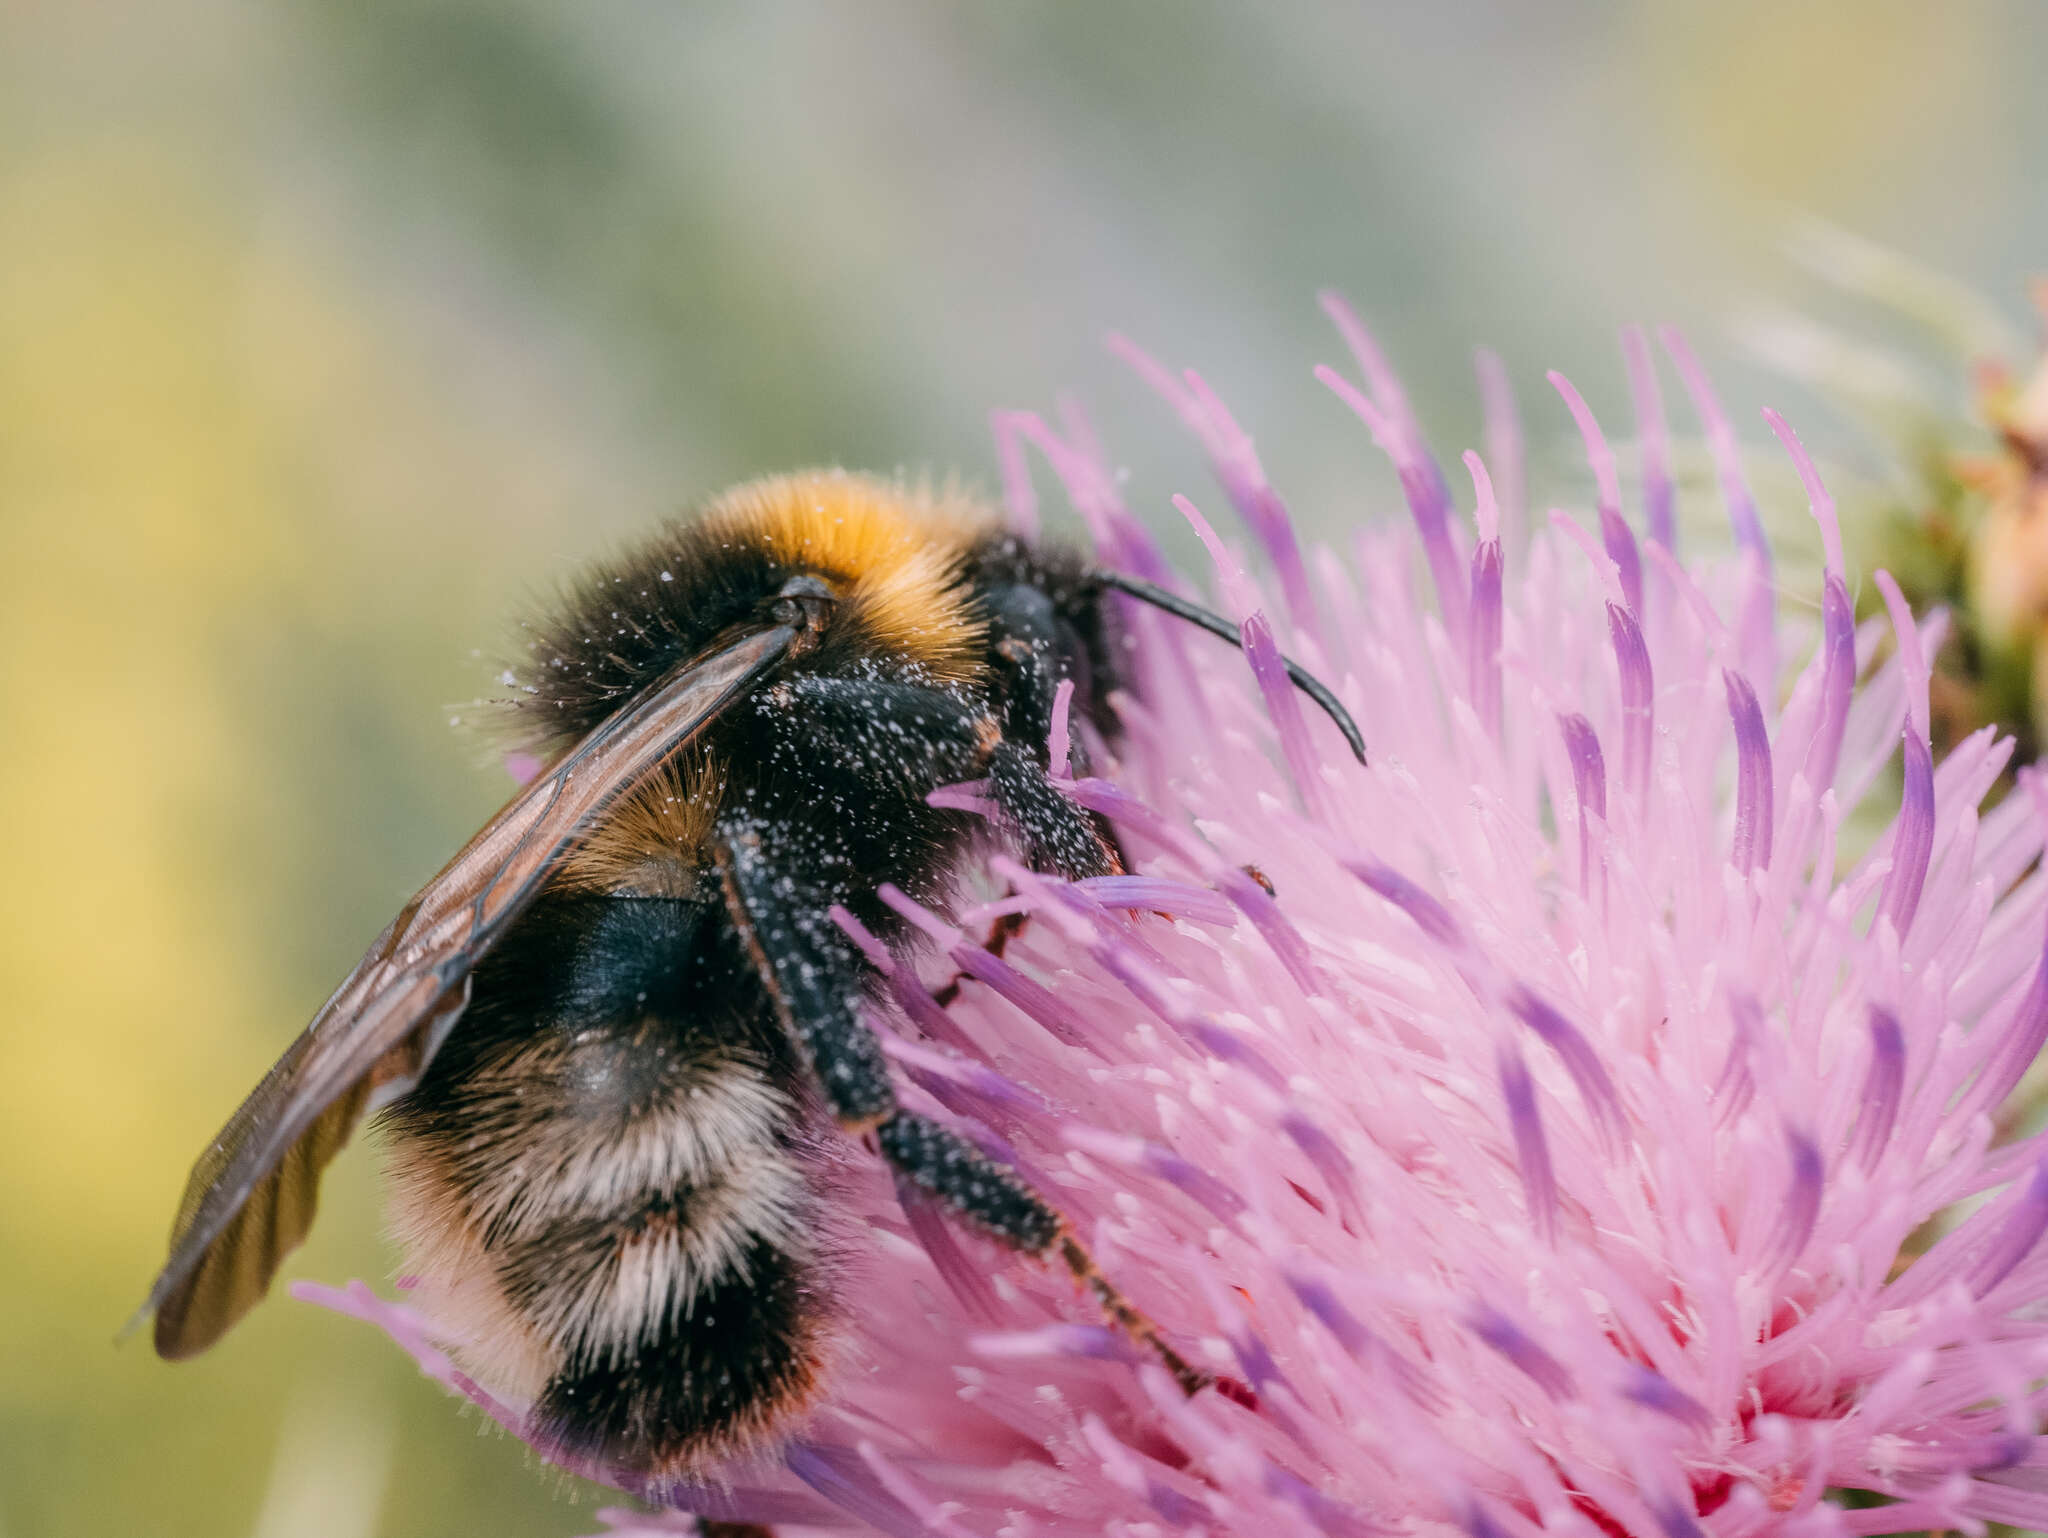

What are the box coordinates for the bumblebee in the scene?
[141,472,1364,1478]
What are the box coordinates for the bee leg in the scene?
[877,1110,1209,1397]
[713,820,898,1129]
[764,674,1119,880]
[985,740,1122,880]
[714,822,1204,1395]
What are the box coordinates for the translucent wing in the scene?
[145,620,801,1358]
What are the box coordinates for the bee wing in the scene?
[145,620,802,1358]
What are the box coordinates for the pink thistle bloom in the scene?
[310,309,2048,1536]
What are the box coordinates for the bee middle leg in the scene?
[762,669,1112,1002]
[713,820,1205,1395]
[985,740,1121,880]
[772,668,1119,884]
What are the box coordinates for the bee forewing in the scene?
[144,620,803,1358]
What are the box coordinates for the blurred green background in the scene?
[2,4,2044,1535]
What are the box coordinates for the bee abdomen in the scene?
[494,1156,812,1363]
[534,1232,824,1474]
[384,948,841,1474]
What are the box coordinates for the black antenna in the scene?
[1095,571,1368,765]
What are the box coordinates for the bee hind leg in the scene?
[713,819,898,1129]
[713,821,1205,1396]
[877,1110,1209,1397]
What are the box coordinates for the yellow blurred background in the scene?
[1,4,2042,1535]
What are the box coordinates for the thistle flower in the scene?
[309,306,2048,1537]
